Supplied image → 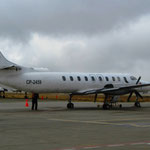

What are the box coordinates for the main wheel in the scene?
[67,103,74,109]
[103,104,106,109]
[103,104,110,110]
[67,103,71,109]
[70,103,74,109]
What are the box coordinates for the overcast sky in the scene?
[0,0,150,80]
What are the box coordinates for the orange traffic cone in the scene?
[25,99,29,107]
[56,95,58,99]
[41,96,44,100]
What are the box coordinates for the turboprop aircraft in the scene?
[0,52,150,109]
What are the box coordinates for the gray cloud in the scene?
[0,0,150,41]
[0,0,150,80]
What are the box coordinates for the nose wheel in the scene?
[134,95,141,108]
[135,101,141,107]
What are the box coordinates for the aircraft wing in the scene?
[101,83,150,94]
[73,89,99,95]
[74,83,150,95]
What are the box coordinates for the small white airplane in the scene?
[0,52,150,109]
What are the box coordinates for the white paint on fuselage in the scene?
[0,69,147,94]
[0,52,150,96]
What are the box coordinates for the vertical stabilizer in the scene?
[0,52,17,69]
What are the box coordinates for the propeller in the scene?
[135,90,143,99]
[136,76,141,84]
[127,90,143,102]
[127,76,142,102]
[127,91,133,102]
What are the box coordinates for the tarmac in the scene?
[0,99,150,150]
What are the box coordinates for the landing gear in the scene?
[134,95,141,108]
[3,91,5,98]
[67,94,74,109]
[103,103,110,110]
[135,101,141,107]
[119,104,122,108]
[102,94,123,109]
[24,92,28,99]
[127,87,143,108]
[67,103,74,109]
[103,95,110,110]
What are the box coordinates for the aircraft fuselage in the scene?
[0,70,149,94]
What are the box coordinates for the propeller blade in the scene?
[127,92,133,102]
[94,93,98,103]
[136,76,141,84]
[135,91,143,99]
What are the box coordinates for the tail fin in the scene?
[0,52,17,69]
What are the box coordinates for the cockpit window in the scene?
[130,76,137,81]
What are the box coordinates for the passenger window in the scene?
[112,77,115,81]
[117,77,121,81]
[70,76,74,81]
[62,76,66,81]
[105,77,109,81]
[99,76,102,81]
[84,76,88,81]
[77,76,81,81]
[124,77,128,83]
[91,76,95,81]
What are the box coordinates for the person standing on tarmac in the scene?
[32,93,39,110]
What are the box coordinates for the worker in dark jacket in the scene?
[32,93,39,110]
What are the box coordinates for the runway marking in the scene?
[48,118,150,128]
[83,146,100,149]
[130,142,145,145]
[95,117,150,122]
[52,141,150,150]
[48,118,124,125]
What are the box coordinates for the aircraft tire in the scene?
[67,103,74,109]
[67,103,71,109]
[103,104,110,110]
[119,104,122,108]
[102,104,106,109]
[70,103,74,109]
[135,102,141,107]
